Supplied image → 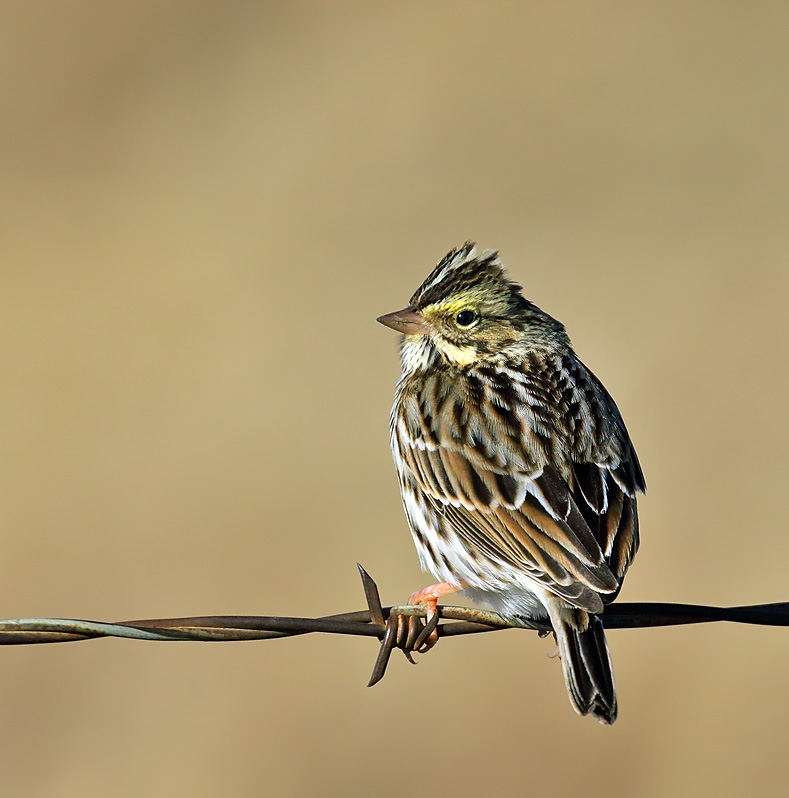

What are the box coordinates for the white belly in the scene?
[401,476,552,620]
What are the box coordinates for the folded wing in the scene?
[394,366,644,612]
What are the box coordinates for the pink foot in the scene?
[408,582,464,650]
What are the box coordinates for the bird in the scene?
[377,242,645,724]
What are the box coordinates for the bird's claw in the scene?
[360,568,449,687]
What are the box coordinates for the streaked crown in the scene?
[409,242,523,310]
[378,243,571,371]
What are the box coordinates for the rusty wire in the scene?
[2,565,788,687]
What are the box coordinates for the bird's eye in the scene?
[455,309,477,327]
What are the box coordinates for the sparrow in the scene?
[378,243,645,723]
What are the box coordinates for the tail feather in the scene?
[545,602,617,724]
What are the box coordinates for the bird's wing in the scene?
[570,367,646,583]
[570,461,640,585]
[394,369,643,613]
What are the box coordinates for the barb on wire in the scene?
[2,564,788,687]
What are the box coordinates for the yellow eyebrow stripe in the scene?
[422,297,479,318]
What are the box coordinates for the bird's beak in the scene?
[376,305,428,335]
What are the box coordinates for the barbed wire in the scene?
[2,565,788,686]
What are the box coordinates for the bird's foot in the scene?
[545,630,561,658]
[407,582,464,652]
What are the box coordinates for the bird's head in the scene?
[378,242,569,373]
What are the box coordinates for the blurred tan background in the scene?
[1,2,788,796]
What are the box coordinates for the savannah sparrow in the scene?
[378,243,645,724]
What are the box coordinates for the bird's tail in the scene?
[545,601,617,725]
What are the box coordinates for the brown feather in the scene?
[393,354,642,612]
[386,243,646,722]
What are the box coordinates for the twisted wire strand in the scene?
[2,566,787,685]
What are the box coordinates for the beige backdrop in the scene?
[2,2,788,797]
